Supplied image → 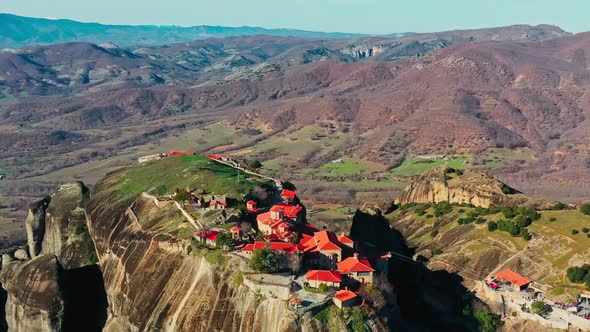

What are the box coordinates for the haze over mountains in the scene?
[0,13,373,48]
[0,15,588,228]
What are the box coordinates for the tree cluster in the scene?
[566,264,590,290]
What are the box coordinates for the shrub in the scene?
[581,203,590,216]
[474,309,500,332]
[572,229,579,235]
[566,265,590,283]
[458,208,465,213]
[549,217,557,222]
[215,233,234,249]
[488,221,498,232]
[250,245,281,273]
[475,217,486,224]
[531,301,550,316]
[425,214,434,218]
[549,203,568,210]
[433,249,443,256]
[433,202,453,217]
[250,160,263,169]
[317,283,329,293]
[430,230,439,238]
[455,169,464,176]
[583,228,589,233]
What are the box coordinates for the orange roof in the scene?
[281,189,296,199]
[289,297,303,304]
[306,270,342,283]
[337,234,354,244]
[241,241,300,254]
[337,256,374,273]
[210,200,227,207]
[495,269,532,287]
[334,290,358,302]
[270,205,285,213]
[276,203,303,219]
[230,226,241,232]
[301,231,342,252]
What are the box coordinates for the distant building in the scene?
[209,200,227,210]
[168,151,195,156]
[230,226,242,240]
[337,254,375,284]
[494,269,532,291]
[280,189,297,203]
[241,241,301,255]
[300,231,353,269]
[138,153,164,163]
[333,290,360,308]
[196,230,222,247]
[256,203,303,241]
[305,270,342,288]
[246,200,258,213]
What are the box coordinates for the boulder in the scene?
[13,249,29,260]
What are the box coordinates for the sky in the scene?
[1,0,589,34]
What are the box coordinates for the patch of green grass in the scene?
[232,271,244,287]
[314,159,384,177]
[204,250,227,266]
[117,154,269,198]
[391,156,469,176]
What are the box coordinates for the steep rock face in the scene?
[86,171,299,332]
[41,182,92,269]
[25,197,51,258]
[1,181,102,332]
[0,254,63,332]
[395,167,525,208]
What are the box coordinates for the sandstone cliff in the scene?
[86,169,301,332]
[395,167,531,208]
[1,181,102,331]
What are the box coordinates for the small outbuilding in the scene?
[332,290,360,308]
[305,270,342,288]
[495,269,532,291]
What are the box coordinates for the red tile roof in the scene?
[495,269,532,287]
[169,151,195,156]
[196,230,221,242]
[334,290,358,302]
[241,241,300,254]
[306,270,342,283]
[205,154,222,160]
[337,256,375,273]
[289,297,303,304]
[337,234,354,244]
[209,200,227,207]
[230,226,242,233]
[276,203,303,219]
[301,231,342,253]
[270,205,284,213]
[281,189,296,200]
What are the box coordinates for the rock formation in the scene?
[395,167,532,208]
[1,181,100,331]
[25,197,50,258]
[85,170,300,331]
[0,255,64,332]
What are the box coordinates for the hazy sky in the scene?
[1,0,588,34]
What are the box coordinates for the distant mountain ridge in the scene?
[0,13,374,48]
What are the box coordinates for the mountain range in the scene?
[0,13,373,48]
[0,18,587,229]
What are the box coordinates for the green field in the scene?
[117,154,271,198]
[391,156,470,176]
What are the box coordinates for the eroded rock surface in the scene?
[395,167,532,208]
[25,197,50,258]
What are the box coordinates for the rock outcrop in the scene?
[1,181,102,332]
[25,197,50,258]
[395,167,530,208]
[86,169,300,332]
[0,254,63,332]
